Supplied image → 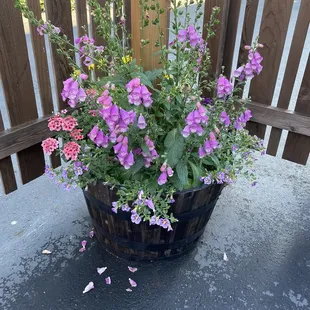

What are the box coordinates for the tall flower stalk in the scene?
[15,0,265,230]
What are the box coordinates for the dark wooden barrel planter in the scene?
[83,183,225,261]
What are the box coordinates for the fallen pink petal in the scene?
[126,288,133,292]
[97,267,107,275]
[223,252,228,261]
[128,266,138,273]
[81,240,87,247]
[79,247,86,253]
[82,281,94,294]
[89,230,95,238]
[42,249,52,254]
[105,276,111,285]
[129,278,137,287]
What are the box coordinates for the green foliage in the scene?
[16,0,265,226]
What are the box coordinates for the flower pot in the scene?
[83,183,225,261]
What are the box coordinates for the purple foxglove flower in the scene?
[144,136,155,150]
[185,111,195,125]
[142,97,153,108]
[109,131,117,143]
[75,37,81,44]
[161,219,171,229]
[160,162,167,172]
[150,149,159,159]
[94,130,104,146]
[105,277,111,285]
[131,213,142,224]
[80,73,88,80]
[83,281,94,294]
[128,266,138,273]
[128,110,136,123]
[243,109,252,122]
[234,120,244,131]
[89,230,95,238]
[126,77,141,92]
[123,151,135,169]
[167,167,174,177]
[97,267,107,275]
[204,140,213,155]
[193,110,201,124]
[137,114,147,129]
[129,278,137,287]
[244,62,254,79]
[157,171,168,185]
[177,28,187,42]
[233,66,244,79]
[110,105,120,122]
[83,56,93,66]
[145,199,155,210]
[198,146,207,158]
[219,111,230,126]
[119,108,131,125]
[96,45,104,52]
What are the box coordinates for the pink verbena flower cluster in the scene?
[198,132,219,158]
[48,115,78,132]
[70,129,84,141]
[42,138,59,155]
[181,103,208,138]
[234,44,264,80]
[217,76,233,98]
[88,125,109,148]
[126,78,153,107]
[234,109,252,130]
[75,35,104,67]
[63,141,81,161]
[157,162,174,185]
[61,77,86,108]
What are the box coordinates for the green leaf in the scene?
[141,143,151,156]
[98,75,125,87]
[210,154,221,168]
[130,72,154,89]
[189,161,204,187]
[144,69,163,82]
[165,129,184,167]
[128,156,145,175]
[176,160,188,186]
[170,174,183,191]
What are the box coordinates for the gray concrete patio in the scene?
[0,154,309,309]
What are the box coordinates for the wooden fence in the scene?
[204,0,310,165]
[0,0,309,194]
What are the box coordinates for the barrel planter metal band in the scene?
[84,183,224,261]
